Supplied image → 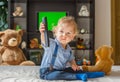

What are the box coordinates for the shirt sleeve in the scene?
[41,38,55,49]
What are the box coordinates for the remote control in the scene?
[42,17,49,47]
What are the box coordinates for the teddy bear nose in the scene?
[11,38,17,43]
[0,39,2,42]
[8,38,17,47]
[11,38,16,42]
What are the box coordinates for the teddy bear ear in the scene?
[95,47,101,55]
[0,32,5,37]
[110,46,113,53]
[18,30,23,36]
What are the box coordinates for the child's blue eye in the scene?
[60,30,64,33]
[66,32,72,35]
[67,32,70,34]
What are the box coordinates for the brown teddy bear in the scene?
[12,6,23,16]
[30,38,39,48]
[82,45,114,75]
[0,29,35,66]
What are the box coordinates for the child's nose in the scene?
[62,33,66,36]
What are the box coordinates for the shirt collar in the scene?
[55,38,71,51]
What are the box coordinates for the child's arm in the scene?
[39,17,49,47]
[39,23,45,45]
[70,59,80,71]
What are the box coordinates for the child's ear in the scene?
[72,34,76,40]
[52,26,57,33]
[74,33,77,37]
[52,27,57,38]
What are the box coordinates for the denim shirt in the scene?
[40,38,74,70]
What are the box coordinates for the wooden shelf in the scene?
[8,0,95,65]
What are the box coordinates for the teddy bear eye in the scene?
[0,39,2,42]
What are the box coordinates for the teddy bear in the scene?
[82,45,114,75]
[30,38,39,48]
[78,5,89,16]
[13,6,23,16]
[0,29,35,66]
[76,37,85,49]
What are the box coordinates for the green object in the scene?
[0,0,8,31]
[16,25,21,31]
[37,11,67,31]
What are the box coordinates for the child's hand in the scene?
[71,64,80,71]
[39,22,45,34]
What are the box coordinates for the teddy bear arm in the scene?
[19,12,23,16]
[0,47,7,64]
[0,46,6,55]
[87,63,103,72]
[13,11,19,16]
[82,65,88,71]
[17,48,27,60]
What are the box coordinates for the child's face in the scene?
[55,24,76,45]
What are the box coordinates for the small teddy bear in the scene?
[0,29,35,65]
[13,6,23,16]
[30,38,39,49]
[76,37,85,49]
[82,45,114,75]
[78,5,89,16]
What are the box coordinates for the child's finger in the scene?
[40,23,45,28]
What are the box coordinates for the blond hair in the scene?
[53,16,78,36]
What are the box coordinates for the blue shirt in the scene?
[40,38,75,70]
